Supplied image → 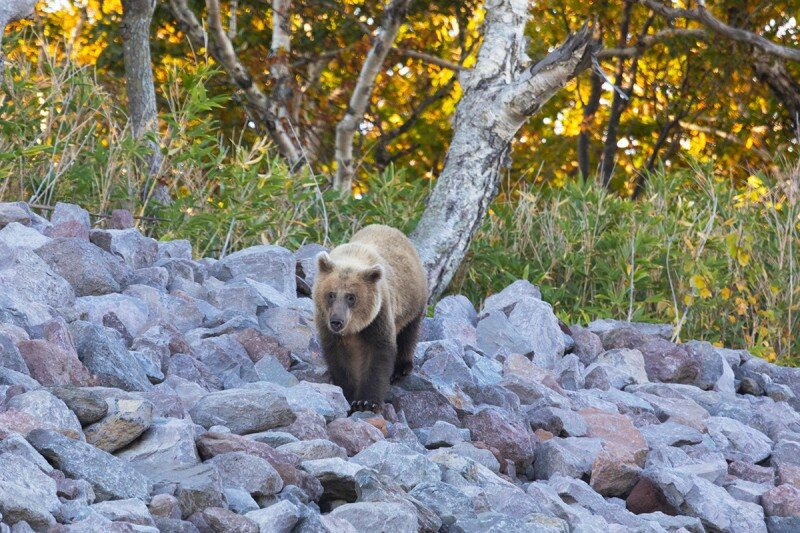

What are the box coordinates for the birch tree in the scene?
[410,0,595,300]
[121,0,162,192]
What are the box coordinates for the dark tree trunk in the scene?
[578,69,603,181]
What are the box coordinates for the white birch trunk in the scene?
[333,0,412,192]
[411,0,594,300]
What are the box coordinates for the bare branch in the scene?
[597,28,707,59]
[636,0,800,62]
[393,47,464,71]
[333,0,412,192]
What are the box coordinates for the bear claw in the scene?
[349,400,378,413]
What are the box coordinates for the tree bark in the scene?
[410,0,595,301]
[0,0,36,76]
[578,69,603,181]
[121,0,162,181]
[334,0,412,192]
[753,51,800,134]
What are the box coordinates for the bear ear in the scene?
[316,252,334,275]
[361,264,383,283]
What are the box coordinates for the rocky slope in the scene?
[0,201,799,532]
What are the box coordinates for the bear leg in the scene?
[392,312,423,384]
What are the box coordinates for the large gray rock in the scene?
[705,416,773,463]
[0,203,32,228]
[602,328,698,384]
[644,466,767,533]
[330,502,417,533]
[69,321,153,391]
[639,421,704,448]
[351,441,441,491]
[533,437,603,480]
[0,433,52,473]
[206,452,283,497]
[0,222,50,250]
[463,406,535,468]
[409,481,476,530]
[480,280,542,315]
[276,439,347,462]
[592,348,649,388]
[245,500,300,532]
[7,389,83,439]
[0,333,28,375]
[90,498,155,527]
[90,229,159,269]
[153,463,226,519]
[213,245,296,299]
[189,388,295,434]
[26,429,152,502]
[300,457,368,502]
[191,334,258,389]
[0,244,75,309]
[477,296,565,368]
[0,453,60,529]
[35,238,130,296]
[116,417,201,479]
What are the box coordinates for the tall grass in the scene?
[2,41,798,363]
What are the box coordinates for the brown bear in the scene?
[313,224,428,412]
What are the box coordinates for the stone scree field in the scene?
[0,202,800,533]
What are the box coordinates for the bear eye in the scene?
[327,292,336,301]
[345,293,356,306]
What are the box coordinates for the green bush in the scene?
[2,45,798,363]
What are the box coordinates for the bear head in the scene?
[313,251,384,335]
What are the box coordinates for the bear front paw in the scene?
[349,400,379,413]
[391,361,413,384]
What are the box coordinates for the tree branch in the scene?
[636,0,800,62]
[333,0,412,192]
[597,28,707,58]
[393,47,464,71]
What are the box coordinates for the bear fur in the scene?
[313,224,428,412]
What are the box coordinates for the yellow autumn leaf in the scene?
[737,249,750,266]
[721,287,731,300]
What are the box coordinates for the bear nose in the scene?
[329,319,344,332]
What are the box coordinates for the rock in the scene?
[48,386,108,424]
[223,489,259,515]
[0,333,28,375]
[189,388,295,434]
[625,477,678,515]
[6,389,83,439]
[90,229,159,269]
[254,356,298,387]
[150,494,182,519]
[191,335,258,389]
[154,463,226,518]
[213,245,296,299]
[480,280,542,315]
[0,203,32,228]
[593,348,649,388]
[706,416,773,463]
[245,500,300,532]
[0,245,75,308]
[159,240,193,261]
[590,448,642,497]
[351,441,440,491]
[477,296,565,368]
[533,437,603,480]
[602,328,698,384]
[117,417,201,478]
[730,460,776,485]
[90,498,155,527]
[0,433,52,473]
[0,453,60,529]
[279,409,328,441]
[568,325,604,366]
[527,406,587,438]
[423,420,468,448]
[643,466,767,532]
[84,398,154,452]
[580,409,648,466]
[206,452,283,497]
[392,390,460,429]
[588,319,673,340]
[35,238,130,296]
[276,439,347,461]
[726,478,771,504]
[450,441,501,472]
[684,340,727,391]
[330,502,417,533]
[69,321,153,391]
[639,422,704,448]
[0,222,51,250]
[17,338,92,388]
[409,481,476,529]
[464,406,535,468]
[299,458,367,503]
[766,516,800,532]
[202,507,258,533]
[634,391,710,431]
[326,417,385,457]
[232,329,291,368]
[762,484,800,517]
[27,429,151,502]
[51,202,90,229]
